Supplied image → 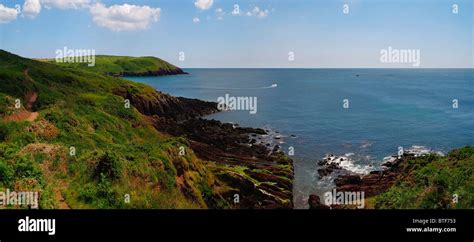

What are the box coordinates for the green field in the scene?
[41,55,184,76]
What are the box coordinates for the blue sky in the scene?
[0,0,472,68]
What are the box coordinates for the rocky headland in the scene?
[113,81,294,208]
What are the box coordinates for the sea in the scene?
[127,68,474,208]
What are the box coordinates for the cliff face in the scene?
[116,69,187,77]
[112,84,218,121]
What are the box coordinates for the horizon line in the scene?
[179,67,474,69]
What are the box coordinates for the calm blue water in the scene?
[127,69,474,208]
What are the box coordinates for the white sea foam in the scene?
[404,145,445,157]
[383,156,397,164]
[323,154,372,175]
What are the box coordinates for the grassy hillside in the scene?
[41,55,185,77]
[0,50,226,208]
[372,146,474,209]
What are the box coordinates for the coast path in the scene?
[2,69,39,122]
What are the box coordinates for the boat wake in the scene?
[174,83,278,90]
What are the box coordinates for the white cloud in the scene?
[42,0,91,9]
[89,3,161,32]
[193,17,200,23]
[0,4,18,23]
[240,6,271,19]
[194,0,213,10]
[23,0,41,18]
[215,8,225,20]
[231,9,241,16]
[250,6,269,19]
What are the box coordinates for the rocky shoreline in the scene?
[119,85,294,208]
[110,68,188,77]
[159,118,294,208]
[309,150,439,209]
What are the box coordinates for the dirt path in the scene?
[55,185,71,209]
[3,110,39,122]
[24,143,71,209]
[3,69,39,122]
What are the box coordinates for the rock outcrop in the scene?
[308,195,330,209]
[115,85,294,208]
[309,154,417,208]
[110,68,188,77]
[335,157,403,197]
[113,85,218,121]
[158,118,294,208]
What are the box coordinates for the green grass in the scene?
[374,146,474,209]
[0,50,221,209]
[41,55,183,76]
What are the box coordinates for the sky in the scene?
[0,0,472,68]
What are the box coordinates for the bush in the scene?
[94,152,123,180]
[448,146,474,160]
[0,159,13,185]
[78,184,97,204]
[78,174,121,208]
[14,158,42,180]
[0,122,8,142]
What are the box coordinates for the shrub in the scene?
[0,159,13,185]
[78,183,97,204]
[94,152,123,180]
[0,122,8,142]
[14,157,42,180]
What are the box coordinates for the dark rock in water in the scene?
[382,156,400,168]
[272,145,280,153]
[317,163,341,178]
[240,127,266,135]
[250,138,257,144]
[317,159,327,166]
[251,133,257,137]
[291,134,297,138]
[308,195,330,209]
